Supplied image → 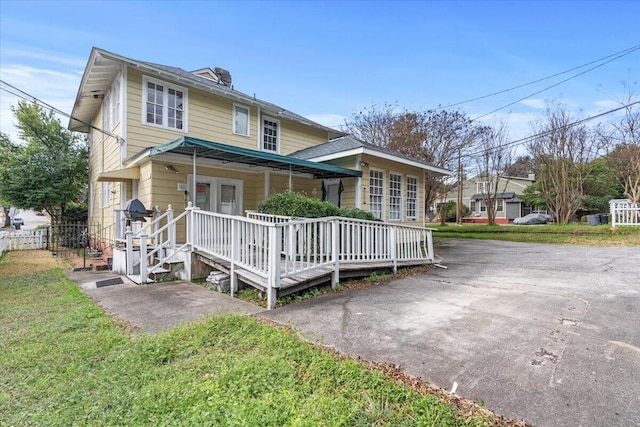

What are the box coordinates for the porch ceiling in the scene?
[147,136,362,179]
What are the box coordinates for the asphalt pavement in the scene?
[69,238,640,426]
[260,239,640,427]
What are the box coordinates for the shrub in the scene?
[438,201,471,222]
[258,192,379,221]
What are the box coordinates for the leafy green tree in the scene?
[0,102,88,223]
[582,157,624,212]
[0,133,20,227]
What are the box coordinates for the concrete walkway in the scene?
[67,269,263,334]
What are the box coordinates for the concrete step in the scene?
[90,260,109,271]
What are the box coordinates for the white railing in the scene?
[126,207,436,309]
[246,210,294,223]
[610,199,639,227]
[0,229,47,253]
[126,205,192,282]
[190,210,434,309]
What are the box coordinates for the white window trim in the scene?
[406,174,418,221]
[497,199,504,213]
[233,103,251,137]
[141,75,188,132]
[102,182,111,208]
[389,171,403,222]
[477,181,489,193]
[369,168,385,221]
[262,115,280,153]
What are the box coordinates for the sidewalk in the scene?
[66,268,264,334]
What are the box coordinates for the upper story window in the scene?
[389,173,402,221]
[477,181,489,193]
[262,116,280,152]
[143,76,187,131]
[234,104,250,136]
[103,76,121,132]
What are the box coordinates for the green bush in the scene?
[258,192,378,221]
[61,201,88,223]
[438,201,471,222]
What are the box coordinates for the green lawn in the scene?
[0,251,517,426]
[429,223,640,246]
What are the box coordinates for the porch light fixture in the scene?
[360,161,369,167]
[165,164,179,173]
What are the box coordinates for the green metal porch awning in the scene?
[149,136,362,179]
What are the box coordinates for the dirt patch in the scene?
[0,250,62,277]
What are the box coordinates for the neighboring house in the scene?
[69,47,451,240]
[439,174,540,224]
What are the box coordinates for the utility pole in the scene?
[456,145,463,225]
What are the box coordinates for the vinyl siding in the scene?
[125,68,328,159]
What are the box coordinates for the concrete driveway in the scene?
[259,239,640,427]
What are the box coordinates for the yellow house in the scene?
[69,47,450,240]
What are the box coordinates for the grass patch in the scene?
[237,265,432,309]
[429,223,640,246]
[0,251,526,426]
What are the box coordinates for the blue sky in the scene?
[1,1,638,145]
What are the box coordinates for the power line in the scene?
[437,44,640,110]
[0,79,120,141]
[462,100,640,160]
[471,45,640,121]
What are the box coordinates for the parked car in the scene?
[513,213,553,225]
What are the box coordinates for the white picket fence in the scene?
[610,199,640,227]
[0,229,47,257]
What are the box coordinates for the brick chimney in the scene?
[214,67,232,87]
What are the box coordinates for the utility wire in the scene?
[462,100,640,160]
[0,79,120,141]
[438,44,640,110]
[471,46,640,122]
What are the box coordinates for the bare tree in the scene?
[527,106,603,224]
[475,122,514,225]
[603,84,640,208]
[344,105,485,218]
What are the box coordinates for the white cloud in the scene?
[305,113,347,130]
[1,48,87,69]
[0,64,80,140]
[519,99,547,110]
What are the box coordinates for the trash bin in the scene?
[587,214,600,226]
[599,214,609,224]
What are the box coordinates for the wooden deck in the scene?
[196,251,427,297]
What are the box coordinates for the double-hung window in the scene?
[234,104,250,136]
[497,199,504,212]
[477,181,489,193]
[369,169,384,220]
[143,76,187,131]
[389,173,402,221]
[406,176,418,221]
[262,116,280,152]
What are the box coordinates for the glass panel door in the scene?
[195,182,211,211]
[219,184,237,215]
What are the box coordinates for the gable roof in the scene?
[290,135,451,176]
[69,47,346,139]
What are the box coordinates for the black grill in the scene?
[123,198,154,222]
